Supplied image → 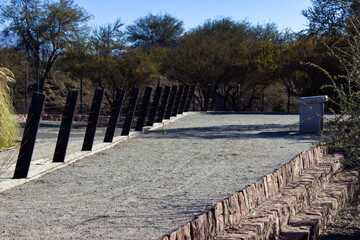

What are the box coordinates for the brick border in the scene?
[158,146,328,240]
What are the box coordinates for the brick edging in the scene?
[158,146,328,240]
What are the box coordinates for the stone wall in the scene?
[158,146,328,240]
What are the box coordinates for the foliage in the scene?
[0,0,90,92]
[304,0,360,171]
[0,68,19,149]
[87,19,125,104]
[165,18,291,110]
[119,46,166,88]
[302,0,350,37]
[0,3,350,113]
[126,13,184,49]
[58,32,92,80]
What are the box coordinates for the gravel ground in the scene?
[0,112,322,239]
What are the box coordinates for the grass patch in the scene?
[0,67,20,149]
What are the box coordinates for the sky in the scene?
[73,0,313,32]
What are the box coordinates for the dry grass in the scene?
[0,67,19,149]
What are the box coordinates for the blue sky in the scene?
[73,0,313,32]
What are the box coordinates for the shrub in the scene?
[321,12,360,171]
[0,67,19,149]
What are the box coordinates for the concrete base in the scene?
[299,103,324,134]
[296,95,328,134]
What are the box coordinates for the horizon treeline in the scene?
[0,0,348,112]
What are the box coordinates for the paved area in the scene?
[0,112,323,239]
[0,116,180,191]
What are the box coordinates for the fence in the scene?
[12,85,196,179]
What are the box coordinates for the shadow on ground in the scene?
[144,124,322,142]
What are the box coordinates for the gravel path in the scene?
[0,112,321,239]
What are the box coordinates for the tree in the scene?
[119,46,165,88]
[87,19,125,105]
[166,18,287,111]
[302,0,349,36]
[165,18,249,109]
[0,0,90,92]
[303,0,360,170]
[302,0,360,37]
[57,32,92,113]
[126,13,184,49]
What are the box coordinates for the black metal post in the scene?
[224,86,227,111]
[104,88,125,142]
[155,86,170,123]
[80,74,83,115]
[262,90,265,112]
[204,84,211,112]
[121,87,140,136]
[172,85,184,116]
[178,85,190,114]
[288,90,290,113]
[237,83,241,112]
[13,92,46,179]
[184,85,196,112]
[36,67,39,93]
[164,86,178,119]
[82,89,104,151]
[135,87,152,131]
[146,86,162,126]
[25,69,28,114]
[53,91,79,162]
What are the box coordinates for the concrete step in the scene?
[215,154,358,240]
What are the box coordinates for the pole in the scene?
[25,66,28,114]
[36,67,39,93]
[80,74,83,115]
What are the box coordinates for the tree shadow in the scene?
[144,124,322,142]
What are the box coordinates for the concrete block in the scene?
[296,95,327,134]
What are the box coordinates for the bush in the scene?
[321,12,360,171]
[0,67,19,149]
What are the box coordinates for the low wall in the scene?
[158,146,328,240]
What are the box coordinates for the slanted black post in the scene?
[237,83,241,112]
[13,92,45,179]
[53,91,79,162]
[164,86,178,119]
[104,88,125,142]
[82,89,104,151]
[184,85,196,112]
[135,87,152,131]
[178,85,190,114]
[146,86,162,126]
[261,90,265,112]
[121,87,140,136]
[155,86,170,122]
[172,85,184,116]
[204,84,211,112]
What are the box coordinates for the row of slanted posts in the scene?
[13,85,196,179]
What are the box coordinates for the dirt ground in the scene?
[319,185,360,239]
